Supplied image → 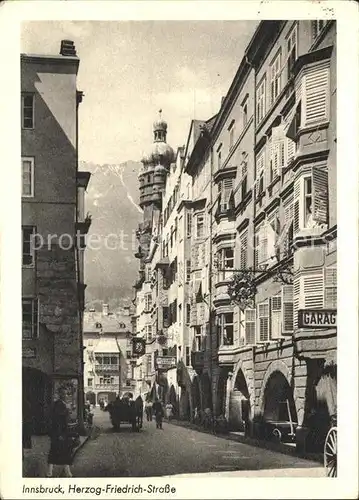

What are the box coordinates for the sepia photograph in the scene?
[0,1,358,499]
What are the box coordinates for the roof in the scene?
[83,311,131,334]
[95,337,122,354]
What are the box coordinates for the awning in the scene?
[95,338,121,354]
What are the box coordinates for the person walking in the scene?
[46,387,77,478]
[145,400,153,422]
[153,398,164,429]
[165,402,173,422]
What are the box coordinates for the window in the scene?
[194,326,202,351]
[293,167,328,234]
[218,313,234,346]
[22,298,39,339]
[185,260,191,283]
[22,157,34,197]
[196,212,205,238]
[217,151,222,170]
[312,20,328,40]
[178,304,182,326]
[325,267,337,309]
[126,350,132,358]
[21,93,34,129]
[186,304,191,325]
[282,285,294,334]
[22,226,35,267]
[270,51,282,104]
[163,306,170,328]
[186,212,192,237]
[244,309,256,345]
[144,293,152,312]
[256,76,266,124]
[126,379,131,387]
[240,230,248,269]
[240,158,248,201]
[228,120,235,150]
[267,210,280,259]
[270,125,285,180]
[255,149,265,199]
[255,223,268,268]
[144,325,152,342]
[218,178,234,212]
[257,301,270,342]
[217,247,234,281]
[87,378,93,387]
[241,96,248,129]
[287,24,297,79]
[185,346,190,366]
[271,295,282,339]
[301,62,330,127]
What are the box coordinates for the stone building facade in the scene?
[83,305,133,405]
[132,20,336,452]
[21,41,91,432]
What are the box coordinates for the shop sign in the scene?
[298,309,337,328]
[22,347,36,358]
[156,356,177,370]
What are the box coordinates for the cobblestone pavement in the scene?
[71,409,325,477]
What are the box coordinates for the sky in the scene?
[21,20,258,164]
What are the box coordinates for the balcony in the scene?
[95,384,118,391]
[95,364,120,372]
[191,350,205,373]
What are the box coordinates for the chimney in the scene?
[102,303,109,316]
[60,40,77,57]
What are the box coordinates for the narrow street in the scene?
[72,409,325,477]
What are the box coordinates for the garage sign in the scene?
[298,309,337,328]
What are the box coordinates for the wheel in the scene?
[324,426,337,477]
[272,428,282,442]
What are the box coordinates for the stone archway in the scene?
[262,370,298,424]
[258,360,292,416]
[228,368,251,431]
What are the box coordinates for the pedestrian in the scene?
[165,402,173,421]
[145,400,153,422]
[46,387,78,478]
[153,398,164,429]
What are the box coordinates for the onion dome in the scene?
[150,142,175,166]
[153,118,168,133]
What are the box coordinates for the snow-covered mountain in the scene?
[80,160,142,309]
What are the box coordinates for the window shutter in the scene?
[240,231,247,269]
[286,137,296,165]
[303,62,330,126]
[281,285,294,334]
[283,199,294,255]
[293,176,303,235]
[257,301,270,342]
[312,167,328,225]
[325,266,337,309]
[303,271,324,308]
[293,275,301,330]
[271,295,282,339]
[245,308,256,345]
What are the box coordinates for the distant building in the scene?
[83,304,134,404]
[21,40,91,432]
